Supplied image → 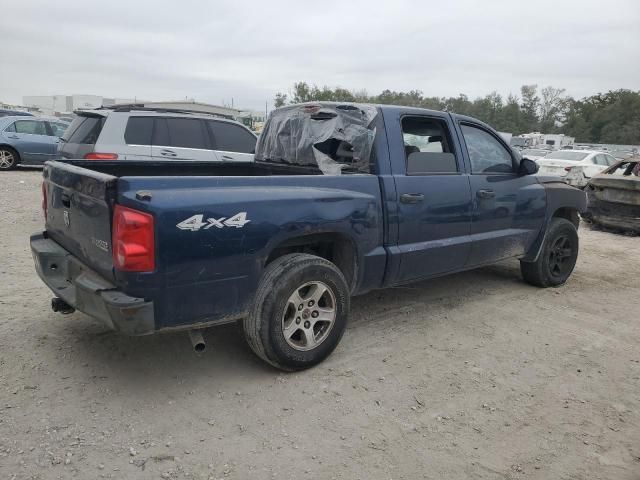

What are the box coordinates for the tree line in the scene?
[274,83,640,145]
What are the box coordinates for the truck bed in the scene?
[39,160,385,333]
[57,159,323,177]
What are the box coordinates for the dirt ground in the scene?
[1,168,639,480]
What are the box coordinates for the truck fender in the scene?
[521,182,587,263]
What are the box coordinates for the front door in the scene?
[392,114,473,284]
[457,122,545,267]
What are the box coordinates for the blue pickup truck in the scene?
[31,103,586,370]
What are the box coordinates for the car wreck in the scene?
[583,156,640,233]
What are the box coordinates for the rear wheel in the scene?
[520,218,579,287]
[0,147,18,170]
[243,253,350,371]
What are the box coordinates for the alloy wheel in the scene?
[0,150,15,169]
[281,281,336,351]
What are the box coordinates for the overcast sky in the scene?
[2,0,639,111]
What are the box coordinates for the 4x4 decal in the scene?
[176,212,250,231]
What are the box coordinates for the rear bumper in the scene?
[30,233,155,335]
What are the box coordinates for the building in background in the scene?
[510,132,575,149]
[141,100,264,130]
[22,95,124,116]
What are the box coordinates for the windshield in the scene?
[544,151,589,161]
[522,149,549,157]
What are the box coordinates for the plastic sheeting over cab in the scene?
[255,102,378,175]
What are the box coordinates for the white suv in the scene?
[57,106,257,162]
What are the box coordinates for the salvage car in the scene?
[520,148,552,162]
[0,116,69,170]
[582,157,640,233]
[537,150,617,188]
[31,103,586,370]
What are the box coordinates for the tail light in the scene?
[84,152,119,160]
[112,205,155,272]
[41,182,47,220]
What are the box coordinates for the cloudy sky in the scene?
[2,0,639,111]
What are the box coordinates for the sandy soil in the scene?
[1,168,639,480]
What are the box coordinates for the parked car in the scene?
[521,148,553,162]
[0,109,34,118]
[57,106,257,162]
[582,157,640,233]
[31,102,586,371]
[536,150,617,188]
[0,116,69,170]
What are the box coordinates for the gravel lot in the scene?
[1,168,639,480]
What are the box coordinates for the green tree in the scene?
[539,86,568,133]
[272,82,640,144]
[274,92,288,108]
[520,84,540,132]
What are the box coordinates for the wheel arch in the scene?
[522,182,586,263]
[0,144,21,161]
[264,232,358,293]
[552,206,580,228]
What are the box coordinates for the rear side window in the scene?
[64,116,105,144]
[153,118,208,149]
[14,120,47,135]
[595,154,608,166]
[461,124,514,174]
[124,117,154,145]
[207,121,256,154]
[47,122,68,137]
[402,116,457,174]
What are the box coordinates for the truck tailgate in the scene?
[43,161,117,281]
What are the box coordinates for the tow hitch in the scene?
[51,297,75,315]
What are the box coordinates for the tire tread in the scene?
[243,253,348,370]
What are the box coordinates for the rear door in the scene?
[44,162,117,280]
[389,112,473,284]
[6,119,54,163]
[456,121,545,267]
[151,117,219,161]
[206,119,256,162]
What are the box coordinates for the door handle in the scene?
[476,189,495,199]
[400,193,425,204]
[61,193,71,207]
[7,135,19,139]
[160,149,177,157]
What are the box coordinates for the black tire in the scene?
[520,218,579,287]
[243,253,350,371]
[0,146,19,170]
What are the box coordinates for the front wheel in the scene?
[520,217,579,287]
[243,253,350,371]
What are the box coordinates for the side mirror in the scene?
[518,157,539,176]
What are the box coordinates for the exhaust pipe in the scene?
[51,297,75,314]
[188,329,206,354]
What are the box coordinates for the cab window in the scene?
[401,116,457,174]
[461,124,515,174]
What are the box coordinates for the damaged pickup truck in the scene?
[31,102,587,370]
